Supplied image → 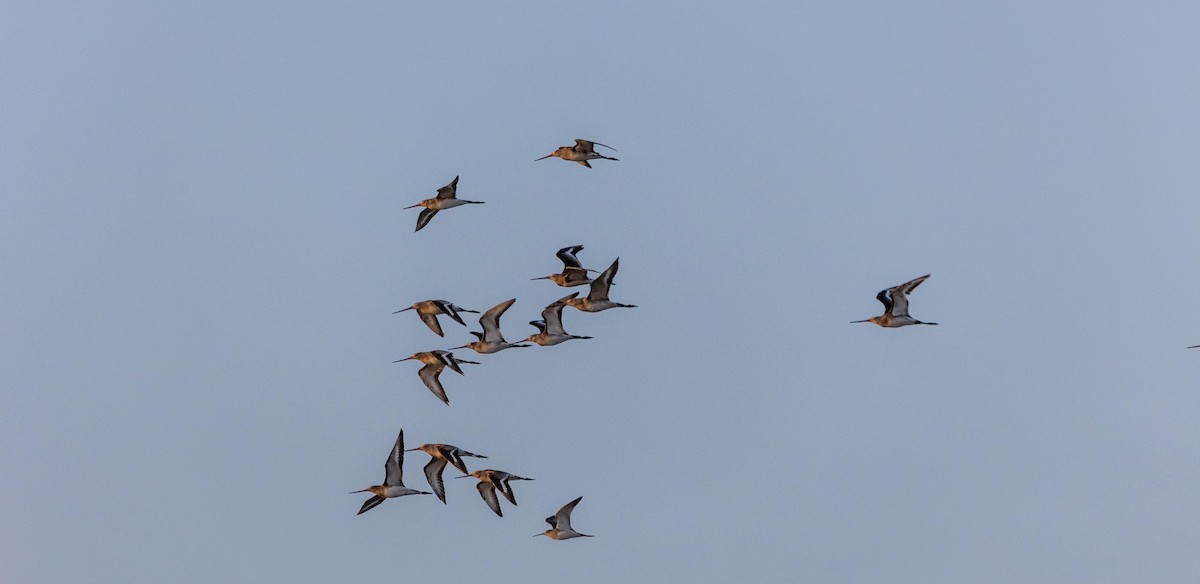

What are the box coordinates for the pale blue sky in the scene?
[4,1,1200,582]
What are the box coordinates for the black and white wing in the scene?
[477,481,503,517]
[434,300,468,326]
[434,350,465,375]
[587,258,619,301]
[445,446,484,475]
[384,430,405,487]
[444,448,475,474]
[357,495,385,515]
[554,496,583,532]
[556,245,586,271]
[887,275,929,318]
[415,208,439,232]
[541,301,570,335]
[897,274,931,295]
[435,176,459,199]
[494,475,518,506]
[441,446,468,475]
[423,457,449,504]
[479,298,516,343]
[875,289,894,316]
[417,364,450,405]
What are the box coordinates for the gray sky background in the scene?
[4,1,1200,582]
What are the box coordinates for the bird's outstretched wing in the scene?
[415,208,439,232]
[886,275,930,318]
[435,176,459,199]
[423,457,449,504]
[554,496,584,532]
[357,495,385,515]
[419,312,444,337]
[418,364,450,405]
[479,298,516,342]
[384,430,405,487]
[556,245,586,270]
[588,258,619,301]
[477,481,502,517]
[435,300,468,326]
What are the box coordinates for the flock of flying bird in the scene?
[353,138,958,540]
[352,139,634,540]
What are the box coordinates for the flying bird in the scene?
[451,298,532,354]
[394,299,478,337]
[458,469,534,517]
[405,443,489,504]
[404,176,484,232]
[535,139,618,168]
[523,295,593,346]
[851,274,938,328]
[393,350,479,405]
[351,429,431,515]
[531,245,601,287]
[536,496,593,540]
[562,258,637,312]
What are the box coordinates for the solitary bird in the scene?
[523,295,593,346]
[404,176,484,232]
[1189,345,1199,349]
[394,299,478,337]
[393,350,479,405]
[531,245,601,287]
[458,469,534,517]
[405,443,488,504]
[352,429,431,515]
[451,298,532,354]
[535,139,618,168]
[563,258,637,313]
[536,496,593,540]
[852,274,938,328]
